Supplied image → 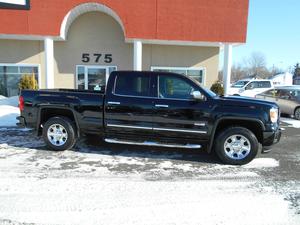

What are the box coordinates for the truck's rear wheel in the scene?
[214,127,259,165]
[43,117,77,151]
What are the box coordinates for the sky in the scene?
[229,0,300,72]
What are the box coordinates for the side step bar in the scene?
[104,138,201,149]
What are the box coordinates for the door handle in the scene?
[155,104,169,108]
[108,101,120,105]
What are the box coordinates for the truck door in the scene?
[104,72,155,138]
[152,74,211,143]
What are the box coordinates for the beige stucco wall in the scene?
[54,12,133,89]
[0,11,219,90]
[143,45,219,88]
[0,39,45,88]
[55,12,219,89]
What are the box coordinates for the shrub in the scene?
[210,80,224,95]
[19,74,38,90]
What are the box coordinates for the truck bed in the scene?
[20,89,105,134]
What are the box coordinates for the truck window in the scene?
[260,81,272,88]
[158,75,195,100]
[247,81,271,89]
[114,74,151,97]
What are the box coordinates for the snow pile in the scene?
[281,118,300,128]
[0,96,20,127]
[242,158,279,168]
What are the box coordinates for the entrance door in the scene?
[76,65,116,91]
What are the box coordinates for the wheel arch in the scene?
[37,106,80,137]
[207,117,265,153]
[294,106,300,119]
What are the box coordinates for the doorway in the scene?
[76,65,117,91]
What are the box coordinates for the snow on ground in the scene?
[281,117,300,128]
[0,129,299,225]
[0,96,19,127]
[242,158,279,168]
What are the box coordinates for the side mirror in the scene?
[192,91,206,101]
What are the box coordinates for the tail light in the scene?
[19,96,24,111]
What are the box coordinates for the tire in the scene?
[294,107,300,120]
[42,117,77,151]
[214,127,259,165]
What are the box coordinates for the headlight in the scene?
[270,107,278,123]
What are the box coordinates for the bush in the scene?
[19,74,38,90]
[210,80,224,95]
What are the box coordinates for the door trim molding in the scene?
[153,127,207,134]
[107,124,152,130]
[107,123,207,134]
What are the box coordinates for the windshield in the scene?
[231,80,249,88]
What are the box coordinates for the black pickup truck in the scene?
[17,71,281,165]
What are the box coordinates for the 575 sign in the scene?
[81,53,113,64]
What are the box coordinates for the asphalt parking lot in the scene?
[0,119,299,225]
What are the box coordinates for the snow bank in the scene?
[281,118,300,128]
[0,96,18,107]
[0,96,20,127]
[242,158,279,168]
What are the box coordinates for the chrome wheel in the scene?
[224,134,251,160]
[47,124,68,146]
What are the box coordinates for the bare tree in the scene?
[231,63,246,82]
[244,52,270,78]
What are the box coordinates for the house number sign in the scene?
[81,53,113,64]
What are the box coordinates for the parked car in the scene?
[255,86,300,120]
[17,71,281,165]
[229,79,274,97]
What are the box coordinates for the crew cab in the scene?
[17,71,281,165]
[229,79,274,97]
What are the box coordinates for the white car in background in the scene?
[228,79,274,98]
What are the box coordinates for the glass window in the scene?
[246,81,272,89]
[152,67,205,84]
[0,65,39,97]
[264,89,277,97]
[158,75,195,100]
[231,80,249,88]
[5,66,18,73]
[260,81,272,88]
[187,70,203,83]
[115,74,151,97]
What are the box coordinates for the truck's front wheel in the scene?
[214,127,259,165]
[43,117,77,151]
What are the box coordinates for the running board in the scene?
[104,138,201,149]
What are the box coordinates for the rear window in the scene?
[114,74,151,97]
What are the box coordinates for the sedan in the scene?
[255,86,300,120]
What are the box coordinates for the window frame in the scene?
[75,65,117,90]
[0,63,41,95]
[151,66,206,86]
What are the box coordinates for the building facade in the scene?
[0,0,249,97]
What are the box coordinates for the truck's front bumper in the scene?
[262,128,281,153]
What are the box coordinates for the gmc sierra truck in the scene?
[17,71,281,165]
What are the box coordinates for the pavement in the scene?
[0,119,299,225]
